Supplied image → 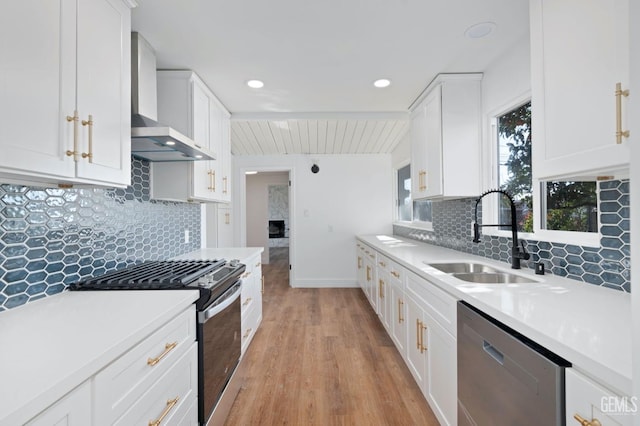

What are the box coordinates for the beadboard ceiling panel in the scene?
[230,118,409,156]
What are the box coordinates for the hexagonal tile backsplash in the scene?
[0,158,201,311]
[394,180,630,292]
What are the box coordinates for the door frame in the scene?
[238,166,294,287]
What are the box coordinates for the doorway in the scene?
[244,171,292,286]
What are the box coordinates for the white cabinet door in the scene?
[377,270,391,332]
[565,369,635,426]
[410,74,482,199]
[219,113,232,202]
[390,280,407,356]
[75,0,130,186]
[405,294,427,388]
[0,0,131,187]
[425,312,457,426]
[216,205,234,247]
[530,0,630,179]
[191,78,213,200]
[0,0,76,182]
[26,382,91,426]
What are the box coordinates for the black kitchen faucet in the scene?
[472,189,530,269]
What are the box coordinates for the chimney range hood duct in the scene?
[131,32,215,162]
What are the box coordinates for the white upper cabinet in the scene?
[530,0,630,180]
[410,74,482,199]
[0,0,133,188]
[152,71,231,202]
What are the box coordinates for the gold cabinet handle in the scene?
[224,212,230,225]
[391,271,400,279]
[223,176,228,194]
[573,414,602,426]
[207,170,216,191]
[241,271,251,279]
[147,342,177,366]
[615,82,630,144]
[366,266,371,281]
[65,110,79,161]
[243,297,252,306]
[378,279,384,298]
[255,262,261,267]
[398,299,404,323]
[149,397,179,426]
[243,328,253,339]
[420,322,428,353]
[261,275,265,293]
[378,261,386,267]
[416,319,421,350]
[357,256,362,269]
[81,114,93,162]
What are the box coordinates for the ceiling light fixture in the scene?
[245,171,258,175]
[373,79,391,88]
[247,80,264,89]
[165,141,175,146]
[464,22,497,39]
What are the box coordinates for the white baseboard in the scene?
[291,279,359,288]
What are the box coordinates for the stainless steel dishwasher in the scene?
[457,301,571,426]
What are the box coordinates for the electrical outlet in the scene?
[471,222,475,237]
[184,229,190,243]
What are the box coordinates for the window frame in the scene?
[483,93,601,248]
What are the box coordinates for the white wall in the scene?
[246,171,289,263]
[234,154,393,287]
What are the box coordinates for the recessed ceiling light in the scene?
[247,80,264,89]
[464,22,497,39]
[373,79,391,88]
[194,155,203,159]
[165,141,175,146]
[245,171,258,175]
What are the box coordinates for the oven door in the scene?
[197,280,242,425]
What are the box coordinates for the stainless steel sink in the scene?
[427,262,498,274]
[451,272,537,284]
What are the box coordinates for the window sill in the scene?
[481,228,601,248]
[394,221,434,232]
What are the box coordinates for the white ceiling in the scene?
[131,0,529,154]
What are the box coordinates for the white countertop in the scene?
[173,247,264,262]
[0,290,199,426]
[358,235,632,395]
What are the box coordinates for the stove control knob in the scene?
[229,259,240,267]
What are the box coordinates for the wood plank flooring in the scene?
[225,247,439,426]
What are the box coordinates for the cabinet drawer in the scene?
[94,307,196,424]
[241,303,261,355]
[566,369,635,426]
[406,271,457,336]
[113,343,198,426]
[26,381,92,426]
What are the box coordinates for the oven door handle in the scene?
[199,282,242,322]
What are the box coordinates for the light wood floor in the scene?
[225,247,439,426]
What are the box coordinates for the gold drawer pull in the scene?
[207,170,216,191]
[149,397,179,426]
[223,176,228,194]
[357,256,362,269]
[398,299,404,323]
[391,271,400,278]
[147,342,177,366]
[615,82,630,144]
[243,297,252,306]
[573,414,602,426]
[241,272,251,279]
[255,262,261,267]
[66,110,79,161]
[81,114,93,162]
[378,261,386,267]
[243,328,253,339]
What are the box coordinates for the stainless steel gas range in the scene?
[68,259,245,425]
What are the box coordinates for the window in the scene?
[492,99,598,241]
[397,164,412,221]
[395,164,432,227]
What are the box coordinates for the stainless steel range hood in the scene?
[131,32,215,161]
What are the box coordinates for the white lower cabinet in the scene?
[26,382,92,426]
[356,241,457,426]
[240,253,263,355]
[566,369,635,426]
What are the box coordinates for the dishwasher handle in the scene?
[483,340,505,365]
